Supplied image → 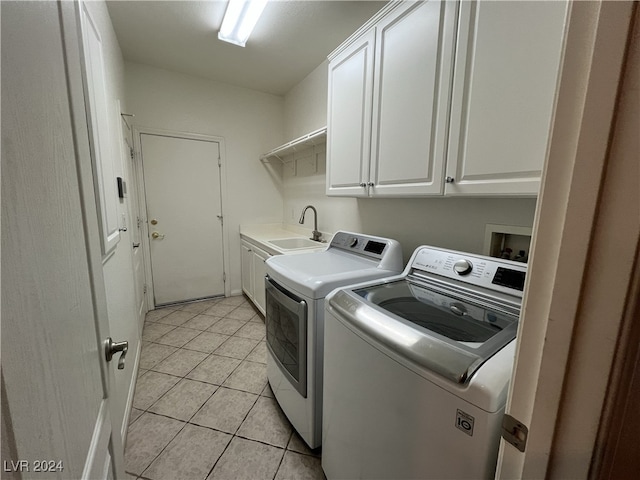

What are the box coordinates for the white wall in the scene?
[282,63,538,262]
[84,0,139,440]
[124,62,285,295]
[283,60,329,140]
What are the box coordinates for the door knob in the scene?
[150,219,158,225]
[151,231,165,240]
[105,337,128,369]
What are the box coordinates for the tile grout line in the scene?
[142,326,256,414]
[128,411,315,480]
[145,360,216,414]
[130,413,190,478]
[147,349,210,378]
[132,338,228,477]
[143,337,266,395]
[149,320,256,350]
[203,377,263,480]
[131,368,274,427]
[131,298,274,478]
[138,347,265,397]
[271,432,295,480]
[195,303,264,477]
[144,322,264,365]
[149,309,262,330]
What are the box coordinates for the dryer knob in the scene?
[453,259,473,275]
[349,237,359,248]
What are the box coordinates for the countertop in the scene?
[239,223,331,256]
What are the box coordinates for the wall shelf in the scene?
[260,127,327,163]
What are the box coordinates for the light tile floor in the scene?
[125,295,325,480]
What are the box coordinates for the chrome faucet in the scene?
[299,205,322,242]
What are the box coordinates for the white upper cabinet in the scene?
[445,0,567,196]
[326,29,375,197]
[327,0,567,198]
[327,0,457,197]
[370,0,456,196]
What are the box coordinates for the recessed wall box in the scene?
[484,224,532,262]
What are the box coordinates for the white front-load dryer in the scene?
[265,231,403,449]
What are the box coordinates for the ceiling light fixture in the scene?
[218,0,267,47]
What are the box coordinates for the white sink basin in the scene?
[268,237,324,250]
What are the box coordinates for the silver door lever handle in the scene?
[105,337,128,370]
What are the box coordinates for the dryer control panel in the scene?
[331,232,387,259]
[328,231,403,272]
[410,247,527,297]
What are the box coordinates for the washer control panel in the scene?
[453,259,473,275]
[410,246,527,296]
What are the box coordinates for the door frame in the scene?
[133,127,231,307]
[119,109,149,326]
[496,1,637,478]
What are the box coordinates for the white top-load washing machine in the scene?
[265,231,403,449]
[322,245,527,479]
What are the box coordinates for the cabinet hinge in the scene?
[501,414,528,452]
[143,284,148,294]
[130,147,134,159]
[223,272,226,283]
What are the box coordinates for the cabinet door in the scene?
[326,29,376,197]
[369,0,457,197]
[241,241,253,300]
[445,0,567,196]
[252,247,270,316]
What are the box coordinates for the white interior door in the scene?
[141,133,225,305]
[121,113,146,323]
[2,1,125,477]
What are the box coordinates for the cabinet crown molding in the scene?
[327,0,404,61]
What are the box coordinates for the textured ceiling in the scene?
[107,0,387,96]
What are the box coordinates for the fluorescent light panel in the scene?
[218,0,267,47]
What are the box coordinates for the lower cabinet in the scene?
[241,240,272,315]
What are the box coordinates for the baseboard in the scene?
[121,340,142,445]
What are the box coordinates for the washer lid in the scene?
[329,279,519,384]
[266,249,398,299]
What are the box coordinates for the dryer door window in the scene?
[265,276,307,397]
